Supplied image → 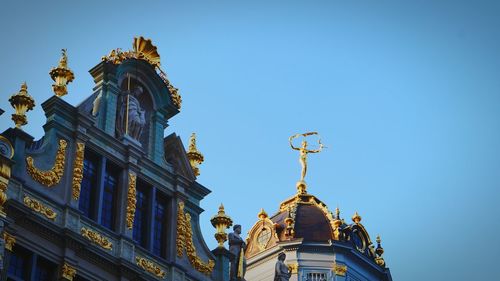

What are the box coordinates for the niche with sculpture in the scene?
[116,75,153,150]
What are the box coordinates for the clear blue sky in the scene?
[1,1,500,280]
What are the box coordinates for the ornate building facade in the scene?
[0,37,392,281]
[0,38,222,281]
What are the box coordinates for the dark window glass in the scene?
[34,257,55,281]
[133,186,148,248]
[101,165,118,230]
[153,197,167,257]
[79,152,98,219]
[7,247,29,280]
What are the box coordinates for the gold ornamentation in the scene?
[26,139,67,187]
[23,196,57,221]
[135,256,166,278]
[186,133,204,177]
[177,201,215,275]
[287,263,298,274]
[210,203,233,248]
[61,262,77,281]
[0,138,13,217]
[9,82,35,129]
[289,132,325,194]
[333,207,342,241]
[126,173,137,229]
[333,264,347,276]
[352,211,362,224]
[3,232,15,251]
[71,142,85,200]
[101,37,182,110]
[80,227,113,250]
[375,235,386,267]
[49,49,75,97]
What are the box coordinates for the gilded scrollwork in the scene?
[177,201,215,275]
[126,173,137,229]
[26,139,67,187]
[23,196,57,221]
[61,262,77,281]
[135,256,166,278]
[3,232,15,251]
[81,227,113,250]
[71,142,85,200]
[333,264,347,276]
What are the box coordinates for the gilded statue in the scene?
[289,132,325,183]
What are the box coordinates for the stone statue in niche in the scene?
[116,86,146,141]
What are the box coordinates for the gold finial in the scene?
[352,211,362,224]
[49,49,75,97]
[335,206,340,219]
[210,203,233,248]
[186,133,204,177]
[258,208,268,220]
[375,234,385,267]
[284,208,295,238]
[289,132,325,194]
[9,82,35,129]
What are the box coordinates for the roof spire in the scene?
[186,133,204,177]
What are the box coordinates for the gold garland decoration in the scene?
[61,262,77,281]
[23,196,57,221]
[81,227,113,250]
[71,142,85,200]
[26,139,67,187]
[126,173,137,229]
[135,256,166,278]
[176,201,215,275]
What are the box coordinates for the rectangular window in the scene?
[100,163,119,230]
[7,247,28,280]
[79,151,98,219]
[133,184,148,248]
[153,195,167,257]
[33,257,56,281]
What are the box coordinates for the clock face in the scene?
[352,230,366,252]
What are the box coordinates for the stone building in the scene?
[0,38,222,281]
[244,183,393,281]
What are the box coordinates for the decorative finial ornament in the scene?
[352,211,362,224]
[258,208,268,220]
[284,207,295,238]
[49,49,75,97]
[375,234,386,267]
[9,82,35,129]
[187,133,204,177]
[210,204,233,248]
[289,132,325,194]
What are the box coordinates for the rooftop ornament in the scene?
[289,132,325,194]
[49,49,75,97]
[101,36,182,109]
[210,204,233,248]
[375,235,386,267]
[9,82,35,129]
[352,211,362,224]
[187,133,204,177]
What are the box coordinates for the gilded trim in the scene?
[71,142,85,200]
[61,262,77,281]
[177,201,215,275]
[135,256,166,278]
[126,173,137,229]
[23,196,57,221]
[3,232,15,251]
[287,263,298,274]
[26,139,67,187]
[333,264,347,276]
[80,227,113,250]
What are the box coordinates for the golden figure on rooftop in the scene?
[289,132,325,185]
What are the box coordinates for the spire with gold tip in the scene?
[210,204,233,248]
[49,49,75,97]
[352,211,362,224]
[187,133,204,177]
[9,82,35,129]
